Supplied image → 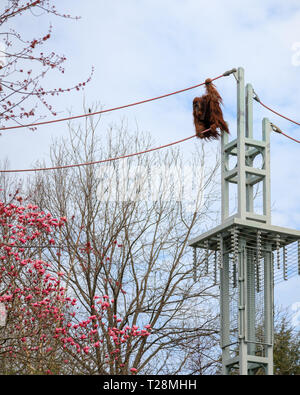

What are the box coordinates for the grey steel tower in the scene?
[189,67,300,375]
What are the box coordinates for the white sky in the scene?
[1,0,300,323]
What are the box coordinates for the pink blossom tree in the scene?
[0,196,149,374]
[0,0,92,129]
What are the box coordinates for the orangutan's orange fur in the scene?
[193,79,229,140]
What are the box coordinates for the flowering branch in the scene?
[0,196,150,374]
[0,0,92,130]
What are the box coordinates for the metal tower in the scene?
[189,67,300,375]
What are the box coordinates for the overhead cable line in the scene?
[254,93,300,127]
[253,92,300,143]
[0,132,207,173]
[270,123,300,144]
[0,69,237,131]
[1,69,299,145]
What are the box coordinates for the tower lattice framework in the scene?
[189,67,300,375]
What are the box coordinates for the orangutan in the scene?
[193,78,229,140]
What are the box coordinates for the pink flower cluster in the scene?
[0,198,151,375]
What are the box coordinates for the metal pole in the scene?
[220,245,230,374]
[221,126,229,222]
[238,238,248,374]
[264,244,274,374]
[247,249,256,357]
[237,68,246,221]
[246,84,254,214]
[262,118,271,224]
